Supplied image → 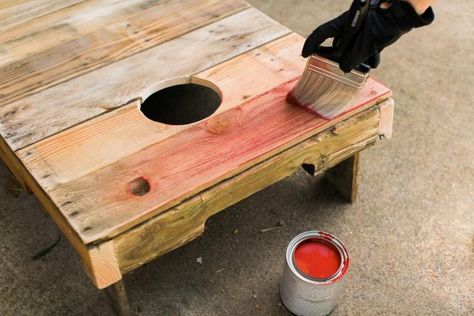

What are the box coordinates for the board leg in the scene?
[326,152,360,203]
[103,280,133,316]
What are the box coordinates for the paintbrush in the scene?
[287,0,371,119]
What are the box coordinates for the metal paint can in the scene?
[280,231,350,316]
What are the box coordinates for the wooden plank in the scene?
[0,0,128,64]
[0,0,86,32]
[0,0,249,106]
[0,131,121,289]
[326,153,360,203]
[0,133,29,190]
[17,33,304,192]
[114,104,383,273]
[324,97,393,202]
[378,98,395,139]
[103,280,132,316]
[2,8,289,150]
[87,241,122,289]
[43,76,390,245]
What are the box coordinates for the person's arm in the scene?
[301,0,435,72]
[402,0,435,15]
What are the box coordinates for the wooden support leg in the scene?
[326,153,360,203]
[103,280,133,316]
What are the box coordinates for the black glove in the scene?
[302,0,435,73]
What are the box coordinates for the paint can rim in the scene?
[286,231,349,284]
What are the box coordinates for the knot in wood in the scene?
[204,108,242,135]
[128,177,151,196]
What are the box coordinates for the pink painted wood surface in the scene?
[49,77,391,244]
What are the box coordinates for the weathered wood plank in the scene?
[45,76,390,245]
[0,0,249,107]
[0,0,131,64]
[0,0,86,32]
[2,8,289,150]
[103,280,132,316]
[114,104,384,273]
[326,153,360,203]
[378,97,395,139]
[87,241,122,289]
[17,33,304,192]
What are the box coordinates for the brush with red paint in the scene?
[287,0,371,119]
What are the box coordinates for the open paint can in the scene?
[280,231,349,316]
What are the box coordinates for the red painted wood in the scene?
[51,78,391,243]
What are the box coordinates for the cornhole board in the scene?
[0,1,394,314]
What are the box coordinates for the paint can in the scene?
[280,231,349,316]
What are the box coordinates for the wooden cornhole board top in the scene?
[0,0,391,245]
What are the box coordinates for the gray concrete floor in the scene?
[1,1,473,315]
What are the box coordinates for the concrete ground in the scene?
[1,0,473,315]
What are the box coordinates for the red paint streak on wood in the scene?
[52,77,390,243]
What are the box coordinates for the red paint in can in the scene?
[280,231,350,315]
[293,238,341,280]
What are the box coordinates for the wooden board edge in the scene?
[111,104,383,273]
[0,133,30,190]
[378,98,395,139]
[240,0,291,38]
[0,137,121,289]
[326,153,360,203]
[87,240,122,289]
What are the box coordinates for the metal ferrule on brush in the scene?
[307,55,368,89]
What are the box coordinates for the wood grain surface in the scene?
[0,0,86,32]
[41,75,390,245]
[18,33,303,192]
[326,153,360,203]
[1,8,289,150]
[114,104,383,273]
[0,0,249,107]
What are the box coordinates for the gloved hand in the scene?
[302,0,435,73]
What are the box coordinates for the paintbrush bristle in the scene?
[288,55,368,119]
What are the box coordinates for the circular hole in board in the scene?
[141,82,222,125]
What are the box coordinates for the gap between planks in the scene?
[17,33,305,193]
[1,8,290,151]
[0,0,250,106]
[0,0,88,32]
[12,27,292,154]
